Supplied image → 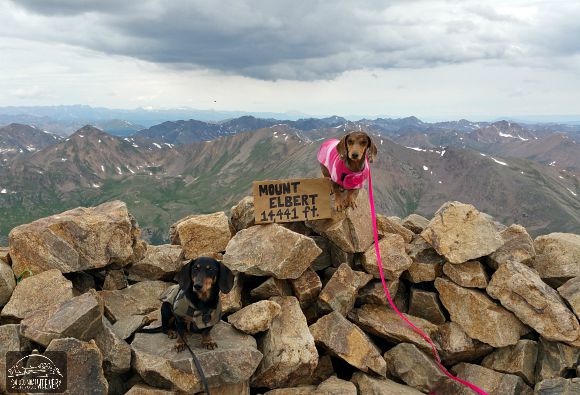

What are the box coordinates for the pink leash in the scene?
[367,166,489,395]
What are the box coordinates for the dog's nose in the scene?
[352,153,359,159]
[194,284,203,290]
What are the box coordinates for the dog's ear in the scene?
[366,134,377,163]
[337,133,349,160]
[177,259,194,291]
[218,262,235,294]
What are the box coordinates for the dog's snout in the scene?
[194,283,203,290]
[351,152,359,159]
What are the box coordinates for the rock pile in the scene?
[0,196,579,394]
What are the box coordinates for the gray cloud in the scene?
[3,0,580,80]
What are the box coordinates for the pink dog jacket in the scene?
[317,139,370,189]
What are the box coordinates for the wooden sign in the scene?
[253,178,332,224]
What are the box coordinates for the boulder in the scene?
[112,314,148,339]
[170,211,232,259]
[230,196,255,232]
[290,268,322,308]
[532,233,580,287]
[351,372,423,394]
[223,224,321,279]
[403,236,445,283]
[329,241,355,267]
[94,317,131,375]
[407,288,446,325]
[125,384,179,394]
[132,321,262,393]
[535,338,580,383]
[421,202,504,264]
[487,261,580,346]
[0,324,31,394]
[9,201,143,275]
[305,189,374,253]
[348,304,439,352]
[318,263,372,316]
[316,376,357,395]
[559,277,580,320]
[488,224,535,269]
[251,297,318,388]
[357,279,399,306]
[0,260,15,306]
[481,340,538,385]
[46,338,109,394]
[310,236,332,271]
[0,246,9,264]
[251,277,293,301]
[102,269,128,290]
[435,322,493,365]
[362,234,412,279]
[127,244,183,281]
[292,354,334,386]
[220,274,243,314]
[376,214,414,243]
[263,388,316,395]
[442,260,489,288]
[227,300,281,335]
[384,343,460,393]
[1,269,74,322]
[435,277,529,348]
[309,311,386,376]
[19,289,104,347]
[451,362,533,395]
[99,280,172,322]
[402,214,430,234]
[534,378,580,395]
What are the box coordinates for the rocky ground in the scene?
[0,192,579,394]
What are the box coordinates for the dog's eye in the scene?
[206,266,215,272]
[347,140,354,145]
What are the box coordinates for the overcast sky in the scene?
[1,0,579,120]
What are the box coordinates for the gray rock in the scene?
[435,322,493,365]
[376,214,414,243]
[421,201,504,264]
[402,236,445,283]
[230,196,255,232]
[310,312,386,376]
[362,234,412,279]
[251,297,318,389]
[558,277,580,320]
[407,288,446,325]
[311,236,332,271]
[290,268,322,308]
[223,224,321,279]
[0,324,31,394]
[220,274,243,314]
[133,321,262,393]
[306,189,374,253]
[0,260,15,306]
[124,384,179,394]
[316,376,357,395]
[1,269,74,323]
[489,224,535,269]
[357,279,399,306]
[127,244,183,281]
[102,269,128,290]
[227,300,281,335]
[348,304,439,352]
[170,211,232,259]
[112,314,148,340]
[318,263,372,316]
[481,340,538,385]
[251,277,293,301]
[534,378,580,395]
[19,289,104,347]
[351,372,424,394]
[435,277,529,348]
[451,362,533,395]
[535,338,580,383]
[94,317,131,375]
[9,200,143,275]
[487,261,580,346]
[402,214,430,234]
[46,338,109,394]
[533,233,580,287]
[442,260,489,288]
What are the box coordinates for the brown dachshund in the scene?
[317,130,377,210]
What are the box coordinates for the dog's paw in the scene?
[173,341,186,352]
[167,330,177,339]
[202,340,218,350]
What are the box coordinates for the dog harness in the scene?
[317,139,370,189]
[161,284,221,330]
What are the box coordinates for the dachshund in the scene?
[317,130,377,211]
[142,256,235,352]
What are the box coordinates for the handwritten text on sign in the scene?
[253,178,332,223]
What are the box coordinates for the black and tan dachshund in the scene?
[142,256,234,352]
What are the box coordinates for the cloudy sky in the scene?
[1,0,579,120]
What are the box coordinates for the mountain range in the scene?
[0,116,578,245]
